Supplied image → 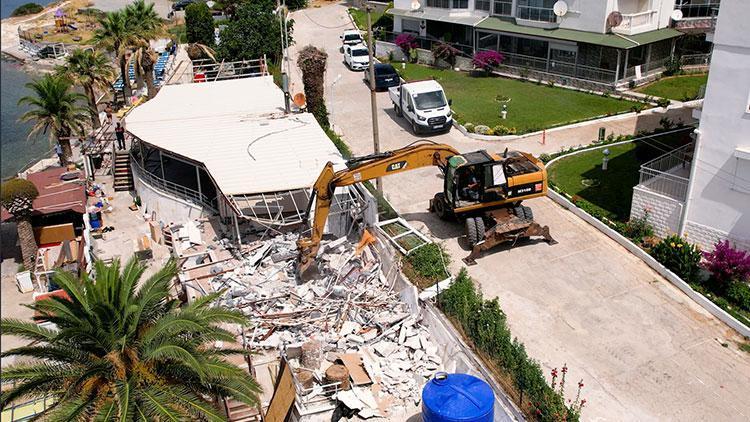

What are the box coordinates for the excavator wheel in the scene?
[513,206,525,219]
[465,217,479,247]
[522,205,534,220]
[432,193,452,220]
[473,217,485,243]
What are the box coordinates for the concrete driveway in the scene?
[290,4,750,420]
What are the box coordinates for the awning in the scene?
[475,17,682,49]
[1,168,86,222]
[389,8,488,27]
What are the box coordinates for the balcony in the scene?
[612,10,657,36]
[637,143,694,202]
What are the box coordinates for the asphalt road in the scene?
[289,4,750,421]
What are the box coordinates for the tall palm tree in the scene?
[94,10,138,100]
[0,179,39,271]
[56,49,115,129]
[18,74,91,164]
[0,258,261,420]
[125,0,164,100]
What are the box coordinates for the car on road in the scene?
[340,29,363,46]
[389,80,453,134]
[365,63,400,90]
[344,44,370,71]
[172,0,197,11]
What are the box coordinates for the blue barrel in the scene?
[422,372,494,422]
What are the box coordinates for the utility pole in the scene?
[365,2,382,193]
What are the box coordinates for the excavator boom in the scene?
[297,141,459,276]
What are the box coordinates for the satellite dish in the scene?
[607,11,623,28]
[671,9,684,21]
[553,1,568,17]
[293,93,306,108]
[410,0,421,11]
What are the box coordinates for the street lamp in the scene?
[602,148,610,171]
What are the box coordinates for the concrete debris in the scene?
[190,230,445,418]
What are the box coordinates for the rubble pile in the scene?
[209,233,444,418]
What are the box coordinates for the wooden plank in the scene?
[336,353,372,386]
[264,358,295,422]
[34,223,75,245]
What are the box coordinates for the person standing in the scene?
[114,122,126,150]
[55,142,65,166]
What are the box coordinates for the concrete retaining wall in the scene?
[547,189,750,338]
[685,220,750,252]
[630,186,684,238]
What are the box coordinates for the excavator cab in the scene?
[443,151,512,210]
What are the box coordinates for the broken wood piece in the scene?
[336,353,372,386]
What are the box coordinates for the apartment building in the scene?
[389,0,689,86]
[630,0,749,251]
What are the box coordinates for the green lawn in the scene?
[636,73,708,101]
[547,130,693,221]
[397,64,642,134]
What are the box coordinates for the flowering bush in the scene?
[432,42,460,67]
[702,240,750,283]
[394,33,418,56]
[650,235,701,282]
[472,50,504,73]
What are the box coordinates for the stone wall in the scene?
[630,186,684,238]
[685,220,750,252]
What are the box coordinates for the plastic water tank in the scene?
[422,372,494,422]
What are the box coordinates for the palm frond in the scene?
[0,319,58,342]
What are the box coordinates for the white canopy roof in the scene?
[126,77,345,196]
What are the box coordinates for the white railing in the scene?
[130,155,216,211]
[638,143,693,201]
[614,10,656,34]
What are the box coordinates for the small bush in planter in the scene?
[622,210,655,244]
[726,281,750,312]
[656,97,671,108]
[492,125,515,136]
[663,57,682,76]
[432,42,460,68]
[463,122,475,133]
[702,240,750,284]
[472,50,503,75]
[474,124,491,135]
[650,235,701,282]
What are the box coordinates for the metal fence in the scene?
[378,30,474,57]
[130,155,217,211]
[680,53,711,67]
[638,142,693,201]
[675,2,721,19]
[190,57,268,83]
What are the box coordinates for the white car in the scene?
[340,29,363,46]
[344,44,370,71]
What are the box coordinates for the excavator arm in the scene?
[297,141,459,276]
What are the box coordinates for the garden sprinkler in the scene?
[602,148,610,171]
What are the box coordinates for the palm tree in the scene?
[0,258,261,420]
[56,49,115,129]
[125,0,164,99]
[18,74,91,164]
[94,10,138,100]
[0,179,39,271]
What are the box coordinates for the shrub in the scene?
[402,243,450,288]
[518,67,530,79]
[631,104,645,114]
[622,210,655,244]
[463,122,475,133]
[438,270,580,420]
[11,2,43,16]
[472,50,503,74]
[655,97,671,108]
[432,42,460,67]
[702,240,750,283]
[395,33,418,56]
[726,281,750,312]
[650,235,702,282]
[325,128,351,159]
[663,57,682,76]
[539,153,552,163]
[473,124,490,135]
[186,2,215,46]
[492,125,514,136]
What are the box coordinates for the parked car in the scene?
[172,0,197,11]
[340,29,363,46]
[366,63,400,90]
[389,80,452,134]
[344,44,370,71]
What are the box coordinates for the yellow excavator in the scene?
[297,140,556,276]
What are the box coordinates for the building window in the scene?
[493,0,512,16]
[453,0,469,8]
[427,0,450,8]
[516,0,557,23]
[476,0,491,11]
